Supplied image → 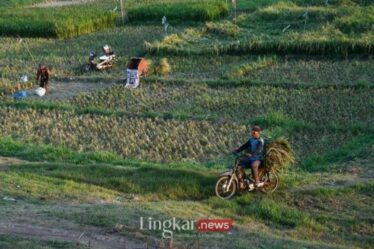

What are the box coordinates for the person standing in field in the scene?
[36,64,50,94]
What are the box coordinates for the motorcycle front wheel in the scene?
[215,176,237,199]
[261,171,279,193]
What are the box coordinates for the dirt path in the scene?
[0,206,181,249]
[0,218,144,249]
[33,0,92,8]
[0,157,25,166]
[286,177,373,193]
[26,81,114,100]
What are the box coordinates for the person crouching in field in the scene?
[102,44,114,57]
[36,64,50,93]
[233,125,265,189]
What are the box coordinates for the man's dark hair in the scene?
[252,125,261,132]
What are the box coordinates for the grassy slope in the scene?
[0,149,372,248]
[0,0,373,248]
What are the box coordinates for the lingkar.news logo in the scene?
[140,217,233,238]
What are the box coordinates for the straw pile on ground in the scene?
[264,137,295,173]
[154,58,171,76]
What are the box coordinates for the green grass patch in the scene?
[277,182,374,247]
[235,0,283,11]
[0,170,121,202]
[127,0,228,22]
[0,5,116,38]
[300,135,374,172]
[0,135,218,170]
[0,136,127,165]
[208,195,322,229]
[250,112,308,129]
[239,198,321,229]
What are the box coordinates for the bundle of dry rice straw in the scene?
[264,137,295,173]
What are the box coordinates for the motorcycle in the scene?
[84,51,116,72]
[215,154,279,199]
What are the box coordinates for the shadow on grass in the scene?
[1,163,216,201]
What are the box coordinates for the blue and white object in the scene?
[13,91,27,100]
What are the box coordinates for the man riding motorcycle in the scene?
[233,125,264,189]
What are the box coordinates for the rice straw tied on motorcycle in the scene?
[264,137,295,173]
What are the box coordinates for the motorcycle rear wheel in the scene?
[215,176,237,199]
[83,64,91,72]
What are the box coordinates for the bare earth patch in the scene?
[0,197,179,249]
[0,157,25,166]
[26,81,115,100]
[0,218,144,249]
